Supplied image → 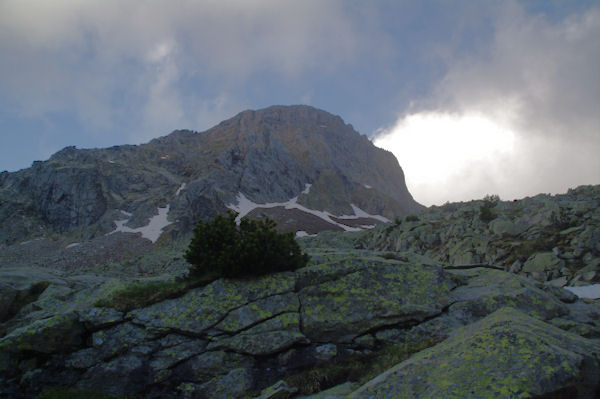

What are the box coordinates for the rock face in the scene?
[0,105,421,247]
[350,185,600,287]
[2,249,600,398]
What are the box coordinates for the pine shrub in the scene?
[185,211,309,278]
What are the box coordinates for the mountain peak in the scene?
[0,106,422,246]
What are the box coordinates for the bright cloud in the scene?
[374,112,517,205]
[375,3,600,206]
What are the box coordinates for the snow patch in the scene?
[108,160,115,164]
[296,231,314,238]
[175,183,186,196]
[108,207,171,243]
[337,204,390,223]
[19,237,43,246]
[564,284,600,299]
[160,155,169,159]
[227,184,386,232]
[66,242,81,249]
[364,185,372,189]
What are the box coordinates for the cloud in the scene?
[375,2,600,206]
[0,0,386,144]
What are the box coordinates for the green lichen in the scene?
[300,257,454,342]
[128,272,296,334]
[350,307,600,398]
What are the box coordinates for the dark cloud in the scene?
[0,0,389,145]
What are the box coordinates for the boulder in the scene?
[0,312,84,354]
[128,273,295,335]
[299,257,455,342]
[75,353,150,397]
[448,269,569,323]
[350,307,600,399]
[522,252,564,274]
[489,218,525,236]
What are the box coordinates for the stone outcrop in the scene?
[1,249,599,398]
[350,307,600,399]
[334,185,600,287]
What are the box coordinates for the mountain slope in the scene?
[0,105,422,247]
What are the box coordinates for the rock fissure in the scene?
[202,290,299,335]
[445,263,506,271]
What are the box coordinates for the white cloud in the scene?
[375,3,600,206]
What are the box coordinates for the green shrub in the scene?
[185,211,309,278]
[479,204,496,223]
[479,194,499,224]
[405,214,419,222]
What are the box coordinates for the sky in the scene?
[1,1,598,206]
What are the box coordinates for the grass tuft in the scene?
[94,271,219,312]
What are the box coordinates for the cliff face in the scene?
[0,105,421,246]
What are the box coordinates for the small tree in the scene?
[479,194,500,223]
[185,211,309,278]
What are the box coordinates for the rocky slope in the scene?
[0,105,421,249]
[1,185,600,398]
[1,248,599,398]
[342,185,600,289]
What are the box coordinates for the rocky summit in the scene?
[0,105,421,250]
[1,106,600,398]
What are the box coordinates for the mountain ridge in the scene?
[0,105,422,247]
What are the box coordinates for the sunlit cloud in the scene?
[375,111,517,206]
[374,2,600,206]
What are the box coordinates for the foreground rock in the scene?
[350,307,600,399]
[1,250,599,398]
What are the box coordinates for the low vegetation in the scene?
[405,214,419,222]
[94,273,218,312]
[95,212,309,311]
[479,194,500,223]
[185,211,309,278]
